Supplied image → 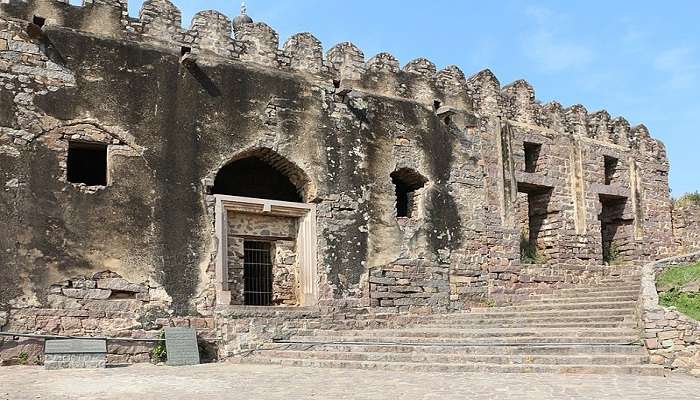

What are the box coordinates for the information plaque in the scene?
[165,327,200,366]
[45,339,107,354]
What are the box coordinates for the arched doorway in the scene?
[212,148,308,202]
[211,149,317,308]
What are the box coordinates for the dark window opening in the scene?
[213,156,303,202]
[433,100,442,111]
[524,142,542,173]
[599,196,630,265]
[243,241,273,306]
[333,80,341,89]
[391,168,428,218]
[108,291,136,300]
[32,16,45,28]
[180,46,192,56]
[604,156,619,185]
[518,188,553,264]
[67,142,107,186]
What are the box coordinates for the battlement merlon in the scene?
[0,0,666,156]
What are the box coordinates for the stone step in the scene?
[254,349,649,366]
[261,342,648,356]
[415,321,636,329]
[240,357,664,376]
[552,285,640,295]
[471,301,637,313]
[416,308,636,321]
[522,295,638,304]
[285,335,640,345]
[295,327,638,340]
[426,314,630,324]
[531,290,639,300]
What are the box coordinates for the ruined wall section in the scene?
[466,66,674,303]
[473,74,673,263]
[673,202,700,253]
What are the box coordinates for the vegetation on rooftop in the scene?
[674,191,700,207]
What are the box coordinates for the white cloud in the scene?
[653,47,699,90]
[520,6,594,73]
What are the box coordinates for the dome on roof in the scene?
[233,1,253,29]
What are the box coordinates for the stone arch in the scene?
[209,148,312,203]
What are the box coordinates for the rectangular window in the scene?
[604,156,619,185]
[524,142,542,173]
[67,141,107,186]
[243,241,273,306]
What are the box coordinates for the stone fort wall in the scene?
[0,0,686,361]
[673,202,700,253]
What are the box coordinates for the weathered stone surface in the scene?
[96,279,147,293]
[0,2,694,370]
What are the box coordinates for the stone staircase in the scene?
[240,277,665,375]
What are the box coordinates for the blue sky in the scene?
[118,0,698,196]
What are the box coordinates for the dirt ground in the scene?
[0,363,699,400]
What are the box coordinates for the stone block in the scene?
[0,39,7,51]
[60,317,83,331]
[644,338,659,350]
[649,354,666,365]
[62,288,87,298]
[97,278,147,293]
[657,330,680,341]
[85,289,112,300]
[369,277,396,285]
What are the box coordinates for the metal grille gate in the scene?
[243,241,273,306]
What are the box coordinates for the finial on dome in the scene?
[233,0,254,30]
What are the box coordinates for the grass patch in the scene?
[657,261,700,321]
[657,262,700,289]
[659,291,700,321]
[674,191,700,207]
[520,231,545,264]
[150,332,167,364]
[603,241,621,265]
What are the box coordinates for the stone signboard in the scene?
[165,327,200,366]
[45,339,107,354]
[44,339,107,370]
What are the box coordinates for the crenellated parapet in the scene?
[326,42,365,81]
[367,52,399,73]
[188,10,233,58]
[283,33,323,74]
[234,22,279,66]
[403,58,436,76]
[466,69,501,115]
[587,110,612,142]
[502,79,536,124]
[139,0,181,43]
[611,117,631,148]
[564,104,589,137]
[0,0,665,154]
[541,101,565,131]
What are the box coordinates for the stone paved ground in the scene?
[0,363,699,400]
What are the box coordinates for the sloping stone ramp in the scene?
[241,276,664,375]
